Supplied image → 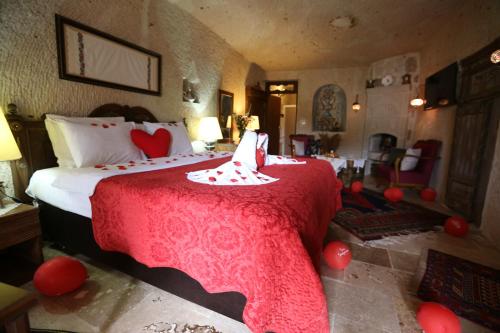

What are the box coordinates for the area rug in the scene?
[332,189,448,241]
[417,249,500,331]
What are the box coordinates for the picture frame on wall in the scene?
[55,14,162,96]
[218,90,234,142]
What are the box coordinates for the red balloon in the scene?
[384,187,404,202]
[420,188,437,202]
[417,302,461,333]
[34,256,87,296]
[324,241,352,270]
[444,216,469,237]
[351,181,363,193]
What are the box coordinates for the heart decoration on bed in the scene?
[130,128,171,158]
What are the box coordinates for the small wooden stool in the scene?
[0,282,37,333]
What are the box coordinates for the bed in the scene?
[10,104,341,333]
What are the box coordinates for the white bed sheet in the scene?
[26,151,234,219]
[26,167,93,218]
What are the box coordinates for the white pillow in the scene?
[45,115,125,168]
[400,148,422,171]
[292,139,305,156]
[144,121,193,155]
[58,121,142,168]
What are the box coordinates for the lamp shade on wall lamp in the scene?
[0,110,21,161]
[352,94,361,112]
[198,116,223,142]
[410,96,425,107]
[246,116,260,130]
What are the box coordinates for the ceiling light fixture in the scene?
[491,49,500,64]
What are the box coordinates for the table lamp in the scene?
[246,116,260,131]
[198,116,223,151]
[0,110,22,208]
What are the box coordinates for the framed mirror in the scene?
[218,90,234,142]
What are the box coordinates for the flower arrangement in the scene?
[233,113,251,139]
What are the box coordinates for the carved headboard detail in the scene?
[6,103,180,202]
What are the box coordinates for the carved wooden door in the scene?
[446,37,500,225]
[446,100,496,221]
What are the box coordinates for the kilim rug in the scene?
[332,189,448,241]
[417,249,500,331]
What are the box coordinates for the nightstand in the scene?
[0,204,43,285]
[215,142,237,152]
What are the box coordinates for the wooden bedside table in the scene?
[215,142,237,152]
[0,204,43,285]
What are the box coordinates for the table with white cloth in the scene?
[315,156,366,186]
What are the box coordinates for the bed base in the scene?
[38,201,246,322]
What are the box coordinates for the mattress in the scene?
[26,167,93,218]
[26,152,233,219]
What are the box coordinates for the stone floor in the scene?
[24,184,500,333]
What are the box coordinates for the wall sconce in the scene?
[352,94,361,112]
[410,95,425,107]
[491,49,500,64]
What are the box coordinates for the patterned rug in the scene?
[332,189,448,241]
[417,249,500,331]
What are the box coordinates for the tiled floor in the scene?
[24,184,500,332]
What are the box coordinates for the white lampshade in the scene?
[198,116,223,142]
[0,110,21,161]
[246,116,260,130]
[410,97,425,107]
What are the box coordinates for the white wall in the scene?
[267,67,368,157]
[0,0,266,196]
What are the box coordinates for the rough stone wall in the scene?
[266,67,369,158]
[0,0,265,196]
[414,0,500,244]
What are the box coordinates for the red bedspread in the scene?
[90,157,342,332]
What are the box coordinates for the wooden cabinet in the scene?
[446,38,500,225]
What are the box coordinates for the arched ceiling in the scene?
[169,0,464,71]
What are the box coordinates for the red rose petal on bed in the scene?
[165,161,171,164]
[94,164,105,168]
[233,161,242,166]
[149,162,156,165]
[128,161,135,164]
[141,162,147,165]
[102,124,109,128]
[252,171,258,175]
[209,177,216,182]
[217,171,223,175]
[147,159,153,162]
[230,179,238,183]
[241,176,247,180]
[118,166,127,170]
[102,167,109,170]
[110,123,116,126]
[209,155,215,158]
[173,158,178,161]
[189,154,194,157]
[91,123,98,126]
[277,156,283,159]
[235,170,241,175]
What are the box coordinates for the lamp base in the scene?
[204,141,216,151]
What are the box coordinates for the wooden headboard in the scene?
[6,103,165,202]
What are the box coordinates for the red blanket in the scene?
[90,157,342,332]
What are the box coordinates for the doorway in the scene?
[266,81,298,155]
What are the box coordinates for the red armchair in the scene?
[377,140,441,189]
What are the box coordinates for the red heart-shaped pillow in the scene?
[130,128,171,158]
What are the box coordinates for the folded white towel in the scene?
[187,130,305,186]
